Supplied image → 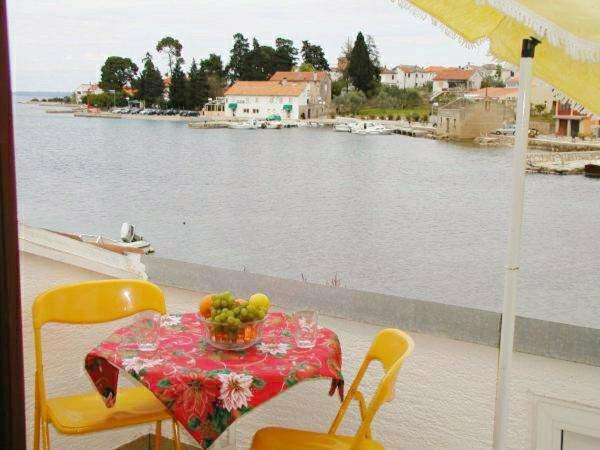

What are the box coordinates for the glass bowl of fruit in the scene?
[198,292,270,351]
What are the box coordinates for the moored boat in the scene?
[229,118,261,129]
[334,122,359,132]
[584,164,600,178]
[351,122,392,135]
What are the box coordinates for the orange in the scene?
[199,294,213,318]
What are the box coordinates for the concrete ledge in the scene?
[144,256,600,367]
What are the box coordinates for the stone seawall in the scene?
[526,150,600,174]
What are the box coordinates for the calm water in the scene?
[13,98,600,328]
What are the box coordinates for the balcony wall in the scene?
[19,250,600,450]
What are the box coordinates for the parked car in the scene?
[494,124,516,135]
[129,107,141,114]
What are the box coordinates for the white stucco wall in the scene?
[224,94,305,120]
[19,252,600,449]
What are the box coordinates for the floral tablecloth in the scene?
[85,312,344,448]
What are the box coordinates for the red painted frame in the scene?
[0,0,26,447]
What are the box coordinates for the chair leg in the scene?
[41,418,50,450]
[33,390,40,450]
[154,420,162,450]
[171,420,182,450]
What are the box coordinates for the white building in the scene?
[432,69,483,95]
[74,83,103,103]
[379,65,432,89]
[269,71,332,105]
[478,63,514,82]
[225,80,324,120]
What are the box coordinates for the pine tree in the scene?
[156,36,183,77]
[169,59,187,108]
[201,54,225,98]
[134,53,163,106]
[347,32,380,96]
[275,38,297,71]
[186,59,209,110]
[300,41,330,71]
[226,33,250,83]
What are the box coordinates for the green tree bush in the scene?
[300,40,330,70]
[156,36,183,77]
[99,56,138,92]
[134,52,164,106]
[168,59,187,108]
[186,59,209,110]
[347,32,379,97]
[334,90,367,115]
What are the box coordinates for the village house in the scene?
[224,80,319,120]
[74,83,103,103]
[269,71,332,106]
[379,65,432,89]
[465,87,518,102]
[479,63,514,81]
[432,68,483,95]
[506,74,555,111]
[553,101,600,137]
[436,97,515,139]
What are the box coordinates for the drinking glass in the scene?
[135,311,161,352]
[292,310,318,348]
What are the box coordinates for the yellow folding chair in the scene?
[32,279,182,450]
[251,328,415,450]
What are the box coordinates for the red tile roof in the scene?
[269,71,328,82]
[395,65,421,73]
[225,81,307,96]
[424,65,447,73]
[466,87,518,99]
[433,69,477,81]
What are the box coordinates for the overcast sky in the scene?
[7,0,491,92]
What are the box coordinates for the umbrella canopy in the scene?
[394,1,599,449]
[396,0,600,113]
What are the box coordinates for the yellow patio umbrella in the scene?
[392,1,600,449]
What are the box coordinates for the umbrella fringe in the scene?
[393,0,600,62]
[552,89,590,114]
[392,0,484,50]
[476,0,600,62]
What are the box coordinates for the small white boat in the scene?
[229,118,261,129]
[57,223,154,254]
[351,122,392,135]
[334,122,358,132]
[264,121,283,129]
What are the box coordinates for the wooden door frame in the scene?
[0,0,27,447]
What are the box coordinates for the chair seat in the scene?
[251,427,386,450]
[46,386,170,434]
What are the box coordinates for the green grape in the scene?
[257,309,266,320]
[213,299,221,309]
[227,316,236,325]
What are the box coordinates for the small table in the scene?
[85,312,344,448]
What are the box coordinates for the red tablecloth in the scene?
[85,312,344,448]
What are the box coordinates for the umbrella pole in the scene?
[493,37,540,450]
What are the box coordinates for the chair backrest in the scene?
[32,279,166,329]
[32,279,166,407]
[328,328,414,449]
